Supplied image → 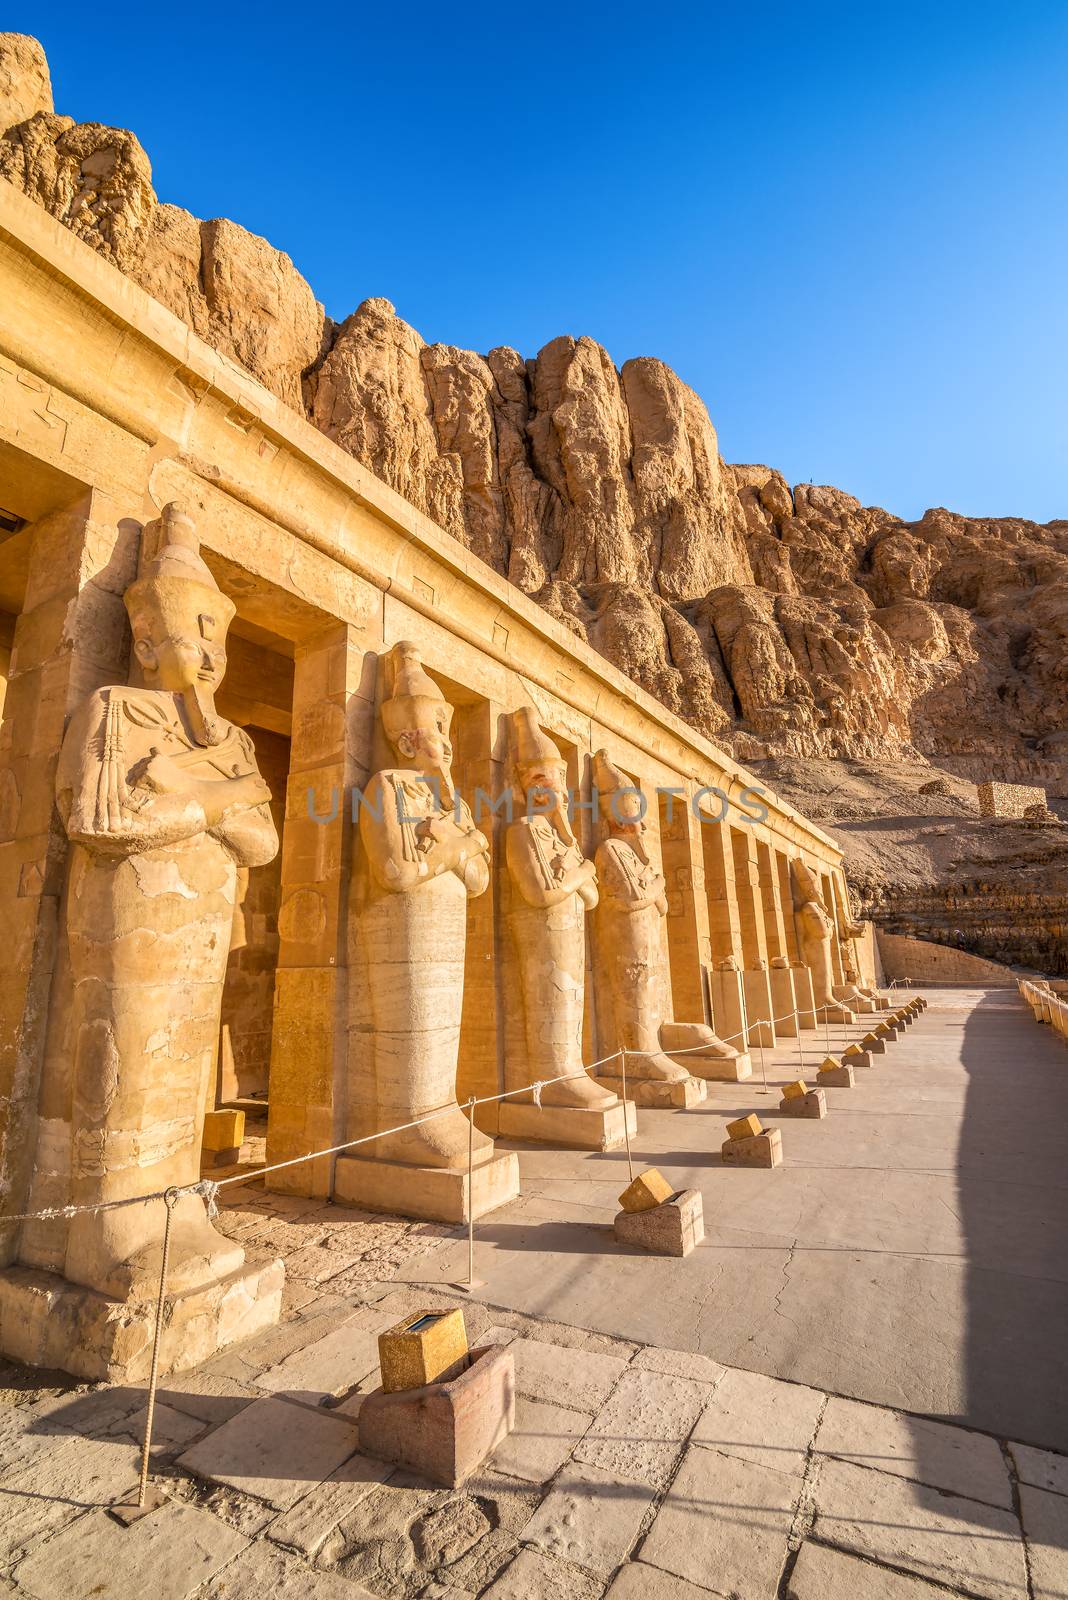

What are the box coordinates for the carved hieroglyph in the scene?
[356,642,494,1166]
[54,502,279,1300]
[504,709,617,1112]
[592,750,736,1084]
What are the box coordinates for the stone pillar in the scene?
[757,840,798,1037]
[0,492,135,1272]
[729,826,776,1047]
[701,819,749,1051]
[267,624,369,1197]
[657,787,711,1026]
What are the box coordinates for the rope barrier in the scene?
[0,979,898,1518]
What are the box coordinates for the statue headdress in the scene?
[380,641,451,742]
[124,502,235,643]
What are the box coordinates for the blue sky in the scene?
[17,2,1068,522]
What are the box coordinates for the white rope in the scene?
[0,995,897,1230]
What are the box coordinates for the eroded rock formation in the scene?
[3,30,1066,802]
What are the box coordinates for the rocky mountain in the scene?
[2,32,1065,966]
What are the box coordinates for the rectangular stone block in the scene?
[613,1190,704,1256]
[497,1098,636,1151]
[333,1147,519,1223]
[861,1032,886,1053]
[721,1128,782,1167]
[726,1113,762,1141]
[595,1072,707,1109]
[617,1168,675,1213]
[782,1080,809,1099]
[379,1307,469,1393]
[778,1087,826,1118]
[672,1049,752,1082]
[358,1343,515,1487]
[817,1062,854,1088]
[842,1046,872,1068]
[202,1108,245,1151]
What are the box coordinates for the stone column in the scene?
[729,826,776,1047]
[657,787,711,1027]
[757,840,798,1037]
[266,624,368,1197]
[0,492,134,1274]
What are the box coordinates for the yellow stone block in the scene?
[782,1081,809,1099]
[726,1113,763,1141]
[618,1168,675,1213]
[379,1307,469,1394]
[202,1109,245,1152]
[819,1056,839,1072]
[862,1032,881,1047]
[844,1043,863,1057]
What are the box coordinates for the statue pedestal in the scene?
[835,985,876,1014]
[818,1003,853,1025]
[0,1254,283,1384]
[769,965,799,1036]
[333,1147,519,1224]
[497,1098,637,1150]
[593,1073,707,1110]
[791,965,818,1030]
[673,1049,752,1082]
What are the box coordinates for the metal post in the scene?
[466,1095,475,1287]
[620,1050,635,1185]
[137,1189,179,1508]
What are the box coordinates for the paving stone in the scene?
[522,1460,657,1575]
[14,1500,246,1600]
[175,1395,359,1511]
[574,1368,710,1488]
[158,1382,257,1426]
[638,1443,801,1596]
[1020,1481,1068,1600]
[690,1365,824,1473]
[265,1451,392,1557]
[480,1545,605,1599]
[197,1539,375,1598]
[812,1456,1028,1599]
[632,1345,727,1386]
[817,1396,1014,1509]
[435,1523,517,1591]
[459,1466,542,1532]
[255,1308,392,1403]
[0,1433,139,1562]
[1011,1441,1068,1498]
[787,1540,956,1597]
[490,1394,593,1484]
[605,1560,724,1598]
[510,1337,627,1413]
[278,1244,365,1284]
[108,1400,209,1450]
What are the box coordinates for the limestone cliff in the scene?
[2,33,1066,967]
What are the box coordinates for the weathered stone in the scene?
[574,1367,709,1487]
[605,1563,725,1600]
[197,1540,373,1599]
[522,1460,657,1575]
[613,1189,704,1256]
[639,1443,802,1595]
[817,1394,1013,1508]
[481,1547,604,1600]
[509,1336,628,1413]
[176,1396,359,1510]
[357,1343,514,1487]
[811,1455,1027,1598]
[721,1128,782,1167]
[1020,1480,1068,1600]
[379,1307,468,1393]
[490,1394,594,1484]
[14,1501,247,1600]
[787,1540,953,1598]
[691,1365,823,1473]
[777,1087,826,1118]
[265,1453,391,1558]
[1010,1440,1068,1498]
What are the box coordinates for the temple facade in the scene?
[0,181,878,1378]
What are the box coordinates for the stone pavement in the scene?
[0,986,1065,1598]
[0,1283,1065,1599]
[401,987,1068,1452]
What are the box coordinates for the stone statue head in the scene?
[380,641,454,794]
[509,707,568,811]
[124,502,235,746]
[592,749,645,837]
[790,857,824,908]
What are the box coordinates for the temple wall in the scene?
[0,177,855,1231]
